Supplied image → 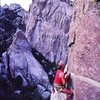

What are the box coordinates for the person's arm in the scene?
[64,71,70,79]
[61,74,66,85]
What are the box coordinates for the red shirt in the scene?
[54,70,64,86]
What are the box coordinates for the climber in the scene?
[52,61,73,100]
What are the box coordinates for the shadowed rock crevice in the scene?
[68,33,76,48]
[31,48,57,84]
[96,0,100,2]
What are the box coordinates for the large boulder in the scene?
[25,0,72,63]
[2,31,51,99]
[67,0,100,100]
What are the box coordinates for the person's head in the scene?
[57,61,65,71]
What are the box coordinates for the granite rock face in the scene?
[25,0,72,63]
[67,0,100,100]
[2,31,51,99]
[0,4,26,56]
[71,73,100,100]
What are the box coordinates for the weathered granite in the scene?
[25,0,72,63]
[0,4,26,55]
[67,0,100,100]
[71,73,100,100]
[68,0,100,82]
[2,31,51,99]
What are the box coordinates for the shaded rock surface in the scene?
[0,4,26,56]
[2,31,52,99]
[25,0,72,63]
[0,74,42,100]
[67,0,100,100]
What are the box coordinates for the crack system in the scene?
[68,34,76,48]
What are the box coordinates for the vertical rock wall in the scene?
[25,0,72,63]
[67,0,100,100]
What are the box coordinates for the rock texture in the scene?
[0,0,74,99]
[25,0,72,63]
[2,31,52,99]
[67,0,100,100]
[0,4,26,56]
[0,1,73,99]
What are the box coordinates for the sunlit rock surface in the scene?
[67,0,100,100]
[25,0,72,63]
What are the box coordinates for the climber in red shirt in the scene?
[53,61,73,100]
[54,61,65,86]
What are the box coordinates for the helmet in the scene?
[57,61,65,70]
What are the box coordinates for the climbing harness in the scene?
[53,84,64,93]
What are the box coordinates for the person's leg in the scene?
[61,88,73,95]
[60,88,73,100]
[66,94,71,100]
